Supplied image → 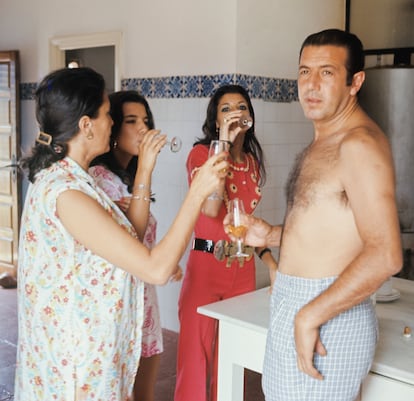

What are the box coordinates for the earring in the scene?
[113,140,118,149]
[52,144,63,154]
[87,130,94,140]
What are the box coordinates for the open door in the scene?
[0,51,21,277]
[49,31,122,91]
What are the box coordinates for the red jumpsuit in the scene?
[174,144,262,401]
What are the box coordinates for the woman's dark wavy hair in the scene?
[299,28,364,85]
[195,84,266,185]
[21,67,106,183]
[90,90,155,193]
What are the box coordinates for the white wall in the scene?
[236,0,345,77]
[0,0,238,81]
[0,0,345,81]
[350,0,414,49]
[149,97,313,330]
[0,0,345,331]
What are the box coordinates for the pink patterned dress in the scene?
[89,165,163,358]
[15,157,144,401]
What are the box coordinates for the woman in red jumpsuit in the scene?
[174,84,278,401]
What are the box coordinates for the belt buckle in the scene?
[205,239,214,253]
[214,240,253,267]
[213,240,228,261]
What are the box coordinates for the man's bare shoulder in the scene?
[335,111,396,193]
[338,115,391,163]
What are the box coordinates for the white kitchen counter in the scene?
[198,277,414,401]
[372,278,414,385]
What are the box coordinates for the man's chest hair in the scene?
[286,142,347,208]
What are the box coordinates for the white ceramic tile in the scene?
[139,98,313,330]
[148,98,169,121]
[166,99,185,121]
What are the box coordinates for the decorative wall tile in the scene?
[122,73,298,102]
[21,74,299,102]
[20,83,37,100]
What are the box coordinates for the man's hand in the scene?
[294,308,327,380]
[223,213,272,248]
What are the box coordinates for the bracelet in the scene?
[133,183,150,191]
[258,247,271,259]
[131,194,151,202]
[207,192,224,201]
[220,140,233,149]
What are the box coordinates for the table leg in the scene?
[216,320,266,401]
[217,320,245,401]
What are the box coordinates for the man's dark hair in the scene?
[299,29,365,85]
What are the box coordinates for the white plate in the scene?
[376,288,401,303]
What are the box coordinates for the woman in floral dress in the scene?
[15,67,227,401]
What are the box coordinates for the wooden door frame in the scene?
[0,50,21,275]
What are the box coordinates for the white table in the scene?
[198,277,414,401]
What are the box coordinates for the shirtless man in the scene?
[225,29,402,401]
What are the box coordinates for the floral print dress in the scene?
[15,158,144,401]
[89,165,163,358]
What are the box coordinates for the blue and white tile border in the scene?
[20,73,298,102]
[20,82,38,101]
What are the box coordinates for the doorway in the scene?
[65,46,115,92]
[0,51,21,277]
[49,31,122,92]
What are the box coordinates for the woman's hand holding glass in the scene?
[190,152,229,202]
[207,140,230,200]
[219,111,253,145]
[138,129,166,170]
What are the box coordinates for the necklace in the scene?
[229,154,250,172]
[223,152,261,213]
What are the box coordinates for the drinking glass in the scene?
[153,133,182,152]
[227,198,249,257]
[166,136,182,152]
[238,116,253,128]
[208,139,230,158]
[207,140,230,200]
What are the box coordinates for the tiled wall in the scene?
[20,73,298,102]
[121,74,298,102]
[20,74,313,331]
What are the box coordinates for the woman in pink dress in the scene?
[90,91,181,401]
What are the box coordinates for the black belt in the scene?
[192,238,215,253]
[192,238,255,267]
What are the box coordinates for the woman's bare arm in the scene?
[58,153,228,285]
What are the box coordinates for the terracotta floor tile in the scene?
[0,288,264,401]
